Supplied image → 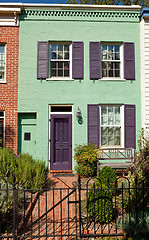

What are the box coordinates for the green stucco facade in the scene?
[18,6,141,170]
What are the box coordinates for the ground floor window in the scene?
[100,105,122,147]
[0,111,4,147]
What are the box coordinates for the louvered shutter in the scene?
[124,42,135,80]
[37,41,49,79]
[124,105,136,149]
[88,104,99,146]
[72,42,83,79]
[90,42,101,79]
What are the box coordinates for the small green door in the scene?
[21,124,36,157]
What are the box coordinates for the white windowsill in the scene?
[101,78,126,81]
[0,80,6,83]
[46,77,74,81]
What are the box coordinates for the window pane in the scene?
[58,52,63,59]
[58,61,63,68]
[51,52,56,59]
[115,52,120,60]
[64,62,69,69]
[101,116,108,125]
[64,70,69,77]
[51,70,56,77]
[51,62,56,69]
[108,127,114,145]
[58,45,63,52]
[0,46,4,54]
[101,127,108,146]
[115,62,120,69]
[115,70,120,77]
[64,45,69,51]
[64,52,69,59]
[58,70,63,76]
[51,44,56,52]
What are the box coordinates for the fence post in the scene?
[13,174,17,240]
[78,175,82,239]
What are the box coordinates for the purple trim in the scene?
[89,42,101,79]
[50,114,72,170]
[124,104,136,149]
[37,41,49,79]
[72,41,84,79]
[88,104,99,146]
[124,42,135,80]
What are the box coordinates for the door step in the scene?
[50,170,73,174]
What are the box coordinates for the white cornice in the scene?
[22,4,141,11]
[0,3,22,26]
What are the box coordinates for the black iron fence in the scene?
[0,175,149,239]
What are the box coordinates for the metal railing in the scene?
[0,174,149,239]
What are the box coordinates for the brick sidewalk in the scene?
[21,174,79,240]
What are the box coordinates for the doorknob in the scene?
[34,141,36,144]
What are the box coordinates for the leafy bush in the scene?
[0,148,48,189]
[98,166,117,188]
[118,210,149,238]
[87,181,114,223]
[74,144,99,177]
[128,129,149,209]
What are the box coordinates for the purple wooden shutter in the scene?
[90,42,101,79]
[88,104,99,146]
[37,41,49,79]
[124,42,135,80]
[124,104,136,149]
[72,42,83,79]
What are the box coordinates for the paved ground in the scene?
[21,174,79,240]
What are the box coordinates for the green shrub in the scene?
[117,210,149,238]
[0,148,48,189]
[74,144,99,177]
[98,166,117,189]
[87,181,114,223]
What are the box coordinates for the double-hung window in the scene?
[89,42,135,80]
[0,45,5,81]
[88,104,135,149]
[37,41,84,80]
[50,43,71,78]
[101,44,121,78]
[100,105,122,147]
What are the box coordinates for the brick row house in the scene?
[17,4,141,172]
[0,4,21,154]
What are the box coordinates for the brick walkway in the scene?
[20,174,79,240]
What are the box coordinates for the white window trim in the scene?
[47,42,73,81]
[101,42,125,81]
[99,104,124,148]
[0,45,6,83]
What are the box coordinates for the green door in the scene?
[21,124,36,157]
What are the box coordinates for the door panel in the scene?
[21,125,36,157]
[50,115,72,170]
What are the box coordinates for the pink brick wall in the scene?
[0,26,19,154]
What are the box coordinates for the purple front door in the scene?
[50,115,72,170]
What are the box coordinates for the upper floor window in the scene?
[50,43,71,78]
[101,44,121,78]
[90,42,135,80]
[0,45,5,81]
[37,41,83,80]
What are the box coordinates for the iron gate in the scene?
[0,175,149,239]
